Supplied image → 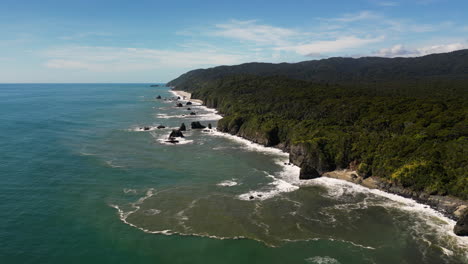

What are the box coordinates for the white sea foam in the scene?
[129,125,165,132]
[123,188,137,194]
[210,130,288,157]
[305,256,340,264]
[144,209,161,215]
[105,160,125,168]
[238,175,299,201]
[217,179,239,187]
[151,132,194,145]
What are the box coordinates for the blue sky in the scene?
[1,0,467,83]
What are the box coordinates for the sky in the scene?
[0,0,467,83]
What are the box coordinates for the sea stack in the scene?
[191,121,206,129]
[169,129,184,138]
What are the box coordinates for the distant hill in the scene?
[167,49,468,96]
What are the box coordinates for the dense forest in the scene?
[167,50,468,200]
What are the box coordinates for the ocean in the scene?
[0,83,466,264]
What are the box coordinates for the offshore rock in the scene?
[157,125,165,129]
[208,123,212,129]
[176,103,183,107]
[169,129,184,138]
[186,101,192,105]
[179,123,186,131]
[156,95,162,99]
[190,112,196,115]
[191,121,206,129]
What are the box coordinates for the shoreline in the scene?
[171,89,203,104]
[170,88,467,233]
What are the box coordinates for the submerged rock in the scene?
[191,121,206,129]
[454,210,468,236]
[299,163,321,180]
[179,123,186,131]
[169,129,184,138]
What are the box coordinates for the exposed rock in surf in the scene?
[299,163,321,180]
[177,96,181,100]
[176,103,183,107]
[454,209,468,236]
[191,121,206,129]
[208,123,212,129]
[187,108,191,110]
[249,196,255,200]
[169,129,184,138]
[157,125,165,129]
[190,112,196,115]
[165,137,179,144]
[179,123,186,131]
[144,126,151,131]
[186,101,192,105]
[156,95,162,99]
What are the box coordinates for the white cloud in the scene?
[210,20,299,46]
[277,36,385,56]
[328,11,380,22]
[376,1,399,6]
[374,42,468,57]
[43,46,247,72]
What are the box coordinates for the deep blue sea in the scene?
[0,83,467,264]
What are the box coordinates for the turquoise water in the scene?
[0,83,467,264]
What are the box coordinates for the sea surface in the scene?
[0,83,467,264]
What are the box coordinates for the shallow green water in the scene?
[0,83,466,264]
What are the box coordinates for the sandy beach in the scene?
[172,90,203,104]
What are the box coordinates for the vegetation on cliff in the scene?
[168,51,468,200]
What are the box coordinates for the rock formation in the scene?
[191,121,206,129]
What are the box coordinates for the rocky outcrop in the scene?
[454,210,468,236]
[289,143,335,175]
[169,129,184,138]
[299,163,320,179]
[191,121,206,129]
[179,123,186,131]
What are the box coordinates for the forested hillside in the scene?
[167,51,468,199]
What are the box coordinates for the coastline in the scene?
[170,89,467,232]
[172,89,203,104]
